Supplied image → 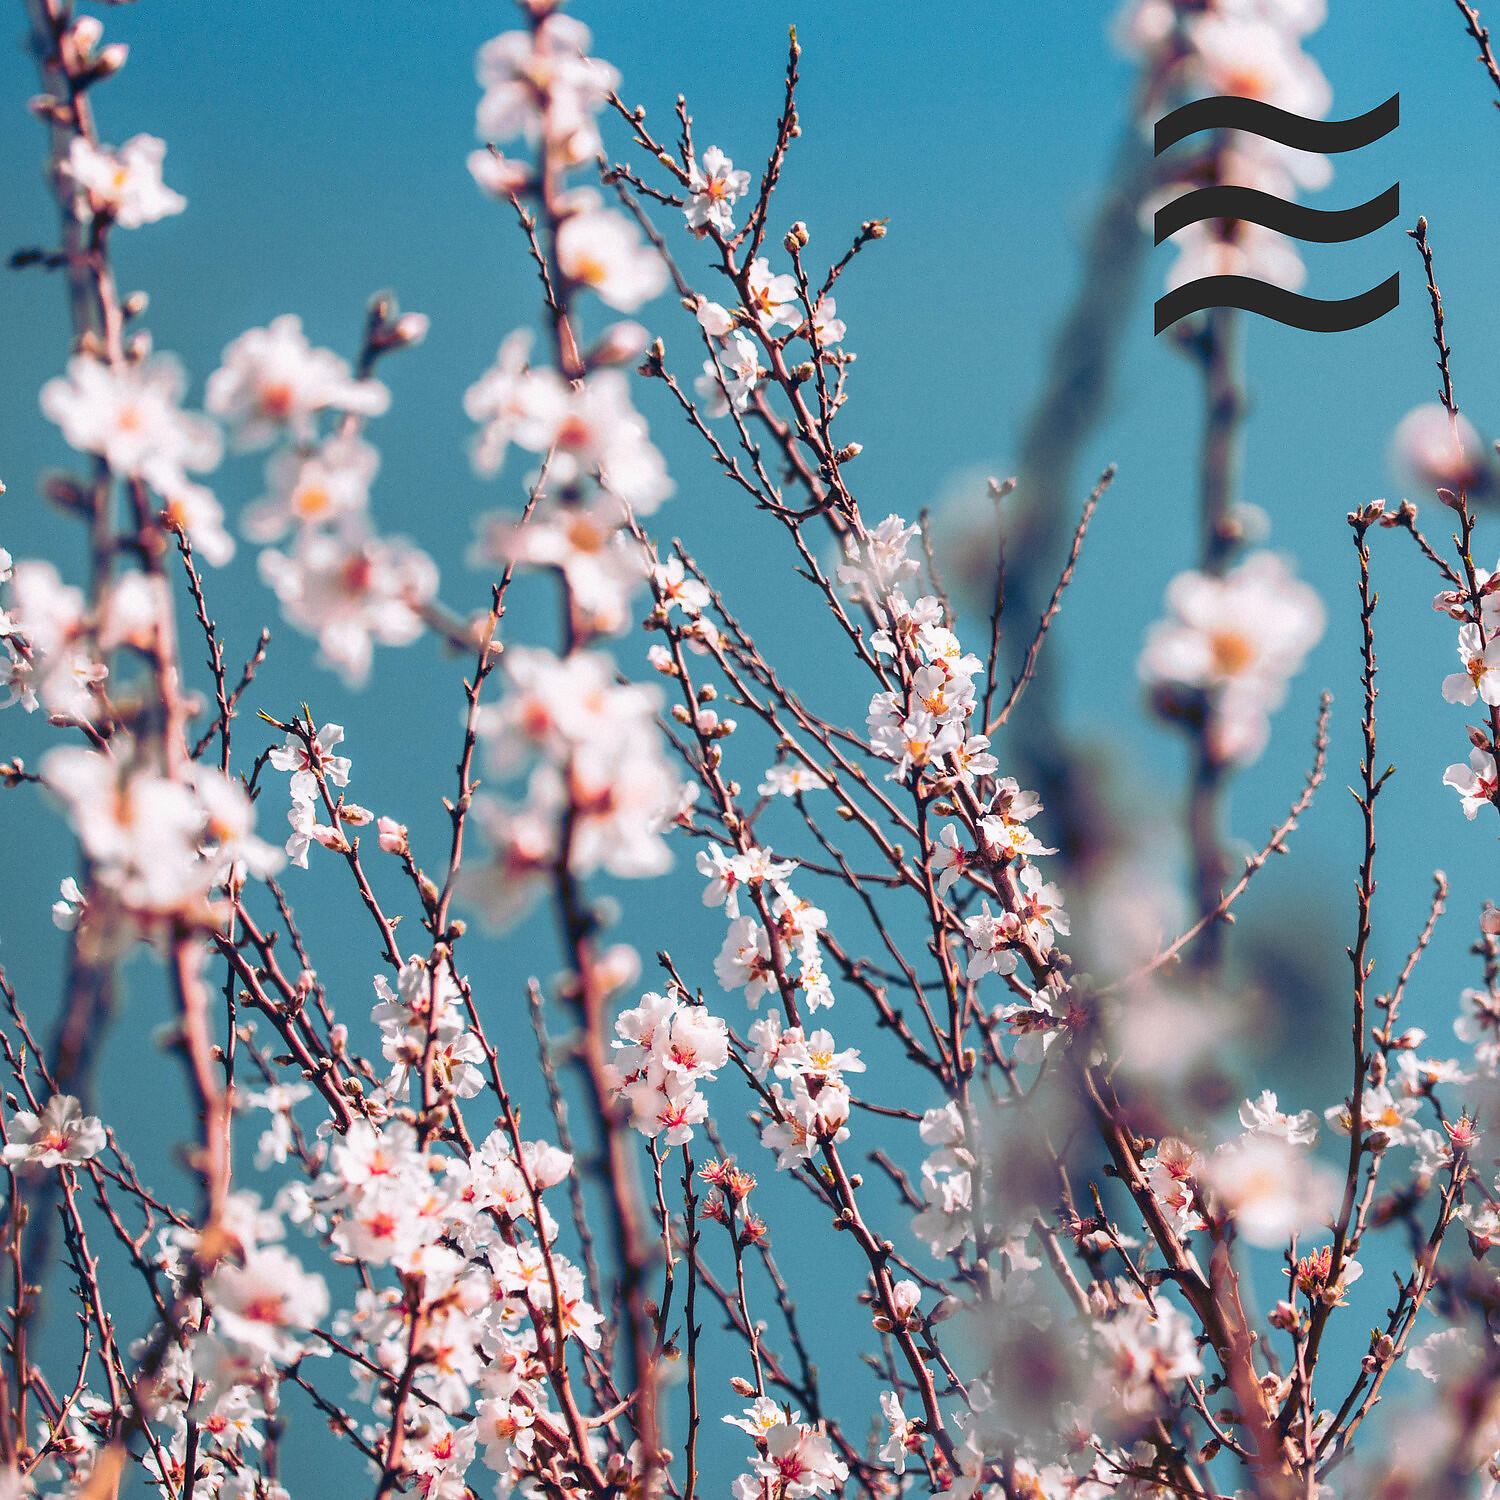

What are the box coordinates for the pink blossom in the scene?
[207,315,388,449]
[3,1095,105,1168]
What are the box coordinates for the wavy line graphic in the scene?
[1154,272,1399,334]
[1154,93,1399,155]
[1154,182,1399,245]
[1152,93,1399,333]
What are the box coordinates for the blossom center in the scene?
[258,382,295,419]
[571,254,609,287]
[1209,629,1255,676]
[340,555,375,594]
[239,1292,287,1325]
[554,414,594,450]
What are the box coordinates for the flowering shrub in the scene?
[6,3,1500,1500]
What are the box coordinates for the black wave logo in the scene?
[1153,93,1400,335]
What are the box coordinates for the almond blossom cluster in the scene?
[124,1194,327,1500]
[1375,397,1500,823]
[1139,549,1325,764]
[849,516,997,785]
[463,8,671,548]
[691,841,863,1166]
[470,10,619,178]
[267,719,357,869]
[703,845,832,1011]
[843,514,1069,983]
[454,9,695,961]
[368,956,486,1110]
[611,986,728,1144]
[114,947,610,1500]
[1138,1092,1340,1250]
[1092,1282,1204,1421]
[1436,550,1500,820]
[686,186,845,420]
[42,349,232,565]
[464,332,671,515]
[725,1397,848,1500]
[214,312,438,687]
[31,107,233,569]
[459,646,688,929]
[691,257,845,420]
[910,1101,980,1258]
[0,556,106,719]
[311,1116,600,1390]
[43,741,281,951]
[745,1010,863,1170]
[114,1105,605,1500]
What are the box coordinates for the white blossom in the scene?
[3,1095,105,1168]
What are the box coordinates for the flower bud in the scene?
[590,320,649,366]
[43,473,90,515]
[311,825,350,855]
[71,15,103,53]
[638,339,667,377]
[392,312,429,347]
[1268,1300,1298,1330]
[595,943,641,997]
[882,1278,921,1329]
[28,95,69,125]
[813,1082,850,1134]
[1393,404,1486,493]
[93,43,129,78]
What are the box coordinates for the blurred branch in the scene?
[999,120,1155,876]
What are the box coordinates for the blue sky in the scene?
[4,0,1500,1490]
